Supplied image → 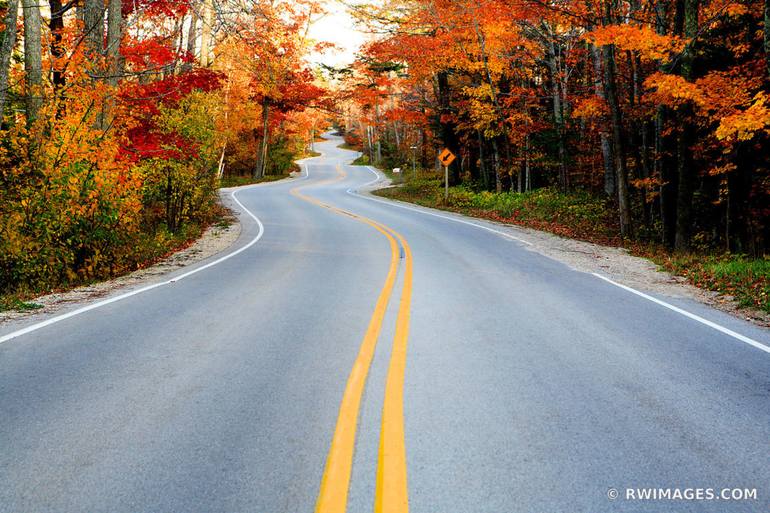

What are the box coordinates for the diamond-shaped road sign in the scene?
[438,148,456,167]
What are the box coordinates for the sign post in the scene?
[438,148,456,202]
[410,145,417,179]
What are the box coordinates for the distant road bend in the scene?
[1,133,769,513]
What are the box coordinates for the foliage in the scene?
[340,0,770,257]
[0,0,330,300]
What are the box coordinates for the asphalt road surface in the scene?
[1,134,769,513]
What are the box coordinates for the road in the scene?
[1,134,769,513]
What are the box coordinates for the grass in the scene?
[650,253,770,312]
[220,173,287,188]
[376,176,617,242]
[0,297,43,313]
[374,173,770,314]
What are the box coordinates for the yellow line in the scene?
[375,229,412,513]
[291,165,412,513]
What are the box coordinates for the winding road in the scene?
[1,134,769,512]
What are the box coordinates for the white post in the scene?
[444,165,449,202]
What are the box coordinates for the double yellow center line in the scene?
[289,165,411,513]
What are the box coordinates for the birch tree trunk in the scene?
[199,0,213,66]
[183,10,197,72]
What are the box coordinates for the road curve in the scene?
[1,134,769,512]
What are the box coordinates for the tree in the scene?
[21,0,41,125]
[0,0,19,120]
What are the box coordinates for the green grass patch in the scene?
[651,253,770,312]
[220,173,287,188]
[0,297,43,313]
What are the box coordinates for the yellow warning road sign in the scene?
[438,148,456,167]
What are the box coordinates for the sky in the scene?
[307,0,367,67]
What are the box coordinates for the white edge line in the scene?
[0,167,311,345]
[592,272,770,355]
[343,161,769,356]
[345,165,532,246]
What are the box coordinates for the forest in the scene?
[1,0,769,312]
[332,0,770,311]
[0,0,328,299]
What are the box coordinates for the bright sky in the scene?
[307,0,367,67]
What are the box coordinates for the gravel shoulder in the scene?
[362,180,770,328]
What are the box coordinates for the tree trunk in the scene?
[547,39,568,192]
[674,0,699,251]
[106,0,122,85]
[436,71,460,184]
[103,0,122,126]
[591,44,615,196]
[48,0,66,96]
[254,97,269,179]
[183,11,197,72]
[491,138,502,193]
[525,131,531,192]
[603,43,632,237]
[0,0,19,122]
[22,0,42,126]
[654,0,679,247]
[82,0,104,59]
[477,130,489,190]
[199,0,213,66]
[765,0,770,80]
[657,105,678,246]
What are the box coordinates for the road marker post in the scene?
[444,165,448,201]
[437,148,456,203]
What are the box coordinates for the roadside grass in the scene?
[338,143,362,151]
[648,253,770,312]
[349,153,410,184]
[0,297,43,313]
[220,173,287,188]
[374,173,770,314]
[376,176,617,242]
